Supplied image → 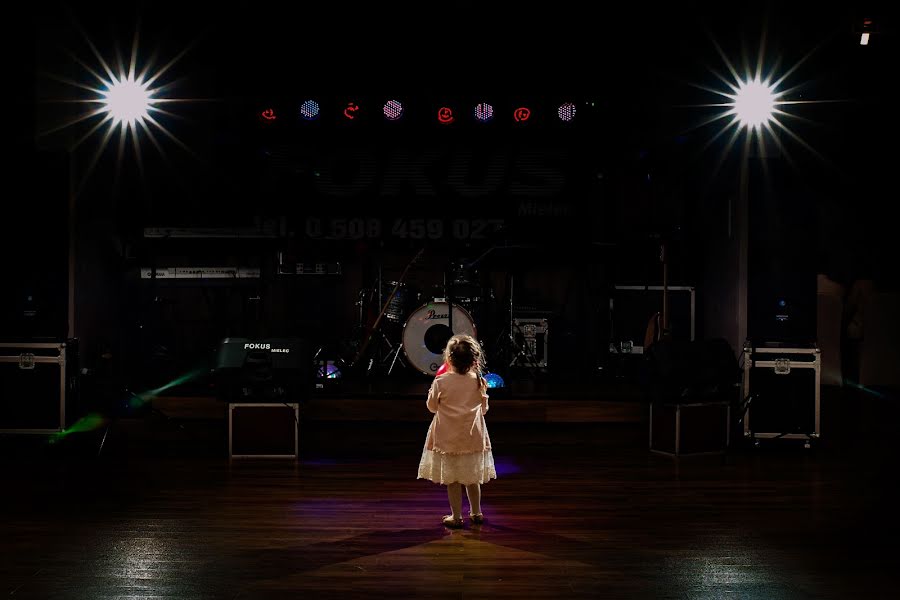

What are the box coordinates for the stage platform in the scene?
[153,378,648,423]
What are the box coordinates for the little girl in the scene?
[417,334,496,528]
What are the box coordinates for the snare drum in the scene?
[402,301,477,376]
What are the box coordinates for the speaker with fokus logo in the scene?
[215,338,311,403]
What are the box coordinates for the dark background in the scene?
[0,1,894,387]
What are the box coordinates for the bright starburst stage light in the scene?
[102,75,153,126]
[729,77,777,130]
[688,33,828,168]
[42,21,197,192]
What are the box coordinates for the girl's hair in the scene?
[443,334,485,376]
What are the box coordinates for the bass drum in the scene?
[402,301,477,376]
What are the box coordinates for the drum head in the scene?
[402,301,476,376]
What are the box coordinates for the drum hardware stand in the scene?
[354,283,400,373]
[365,332,403,375]
[386,341,405,375]
[464,243,542,376]
[350,248,423,374]
[492,272,542,378]
[445,265,455,347]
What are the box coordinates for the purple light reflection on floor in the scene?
[493,456,521,476]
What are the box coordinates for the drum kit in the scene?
[350,258,492,376]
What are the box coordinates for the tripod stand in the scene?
[352,283,407,375]
[350,248,422,376]
[491,272,543,378]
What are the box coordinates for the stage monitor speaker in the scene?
[747,157,816,345]
[215,337,312,403]
[0,151,69,341]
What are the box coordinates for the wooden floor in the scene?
[1,392,899,599]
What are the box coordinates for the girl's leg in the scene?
[447,483,463,520]
[465,483,482,516]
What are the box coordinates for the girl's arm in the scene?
[426,380,440,413]
[480,377,489,414]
